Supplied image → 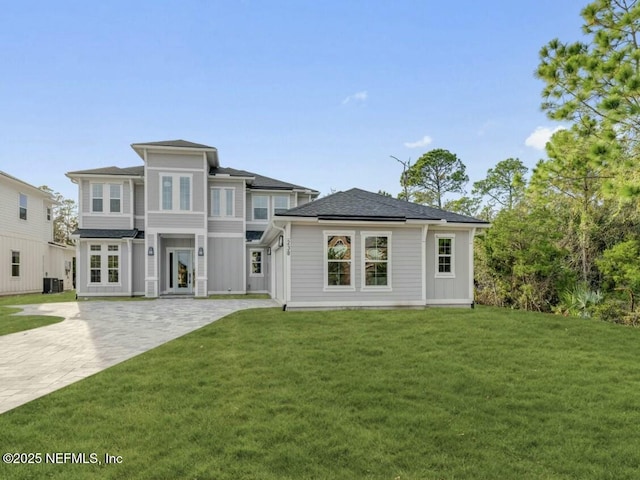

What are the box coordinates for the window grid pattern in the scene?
[364,236,389,286]
[327,235,352,286]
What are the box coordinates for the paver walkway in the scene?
[0,299,276,414]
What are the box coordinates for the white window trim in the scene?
[159,173,193,212]
[323,230,356,291]
[18,193,27,220]
[11,250,20,278]
[87,243,121,286]
[211,187,235,217]
[90,183,123,214]
[46,206,52,221]
[252,195,269,222]
[435,234,456,278]
[361,231,392,291]
[273,195,290,216]
[249,248,264,277]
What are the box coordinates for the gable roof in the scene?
[0,170,54,199]
[210,167,319,192]
[277,188,489,224]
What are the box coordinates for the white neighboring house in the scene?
[0,171,75,296]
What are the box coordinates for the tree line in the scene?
[391,0,640,324]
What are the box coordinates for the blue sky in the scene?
[0,0,587,202]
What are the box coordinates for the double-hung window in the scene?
[11,251,20,277]
[362,233,391,289]
[273,195,289,215]
[91,183,121,213]
[325,232,354,288]
[19,194,27,220]
[161,174,191,211]
[253,195,268,221]
[435,234,455,277]
[211,188,235,217]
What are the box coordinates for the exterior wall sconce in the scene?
[148,246,154,256]
[278,235,284,247]
[267,247,272,255]
[198,247,204,257]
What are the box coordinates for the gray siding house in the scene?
[67,140,489,308]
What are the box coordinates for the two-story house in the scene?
[67,139,490,309]
[0,171,75,295]
[66,140,319,298]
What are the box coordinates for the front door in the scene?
[174,250,193,294]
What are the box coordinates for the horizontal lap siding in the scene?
[134,184,145,215]
[290,225,422,303]
[82,215,132,229]
[425,229,470,300]
[146,153,203,170]
[147,213,204,229]
[208,220,243,234]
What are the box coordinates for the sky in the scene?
[0,0,589,203]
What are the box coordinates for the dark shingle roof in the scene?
[246,230,264,241]
[67,166,144,176]
[133,139,215,149]
[73,229,144,239]
[210,167,318,192]
[277,188,489,224]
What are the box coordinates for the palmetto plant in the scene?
[558,284,603,318]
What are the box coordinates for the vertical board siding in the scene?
[147,213,204,229]
[134,183,145,216]
[207,237,244,292]
[247,246,268,292]
[82,216,132,229]
[132,242,145,293]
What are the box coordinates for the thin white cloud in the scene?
[525,126,566,150]
[342,90,368,105]
[404,135,433,149]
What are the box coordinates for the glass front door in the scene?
[174,250,193,294]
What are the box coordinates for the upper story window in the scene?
[253,195,268,221]
[161,174,191,212]
[46,206,52,221]
[273,195,290,215]
[19,194,27,220]
[211,187,235,217]
[91,183,122,213]
[435,234,455,277]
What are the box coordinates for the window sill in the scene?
[323,286,356,292]
[434,274,456,279]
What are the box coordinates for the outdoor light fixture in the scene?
[198,247,204,256]
[267,247,272,255]
[278,235,284,247]
[148,246,154,256]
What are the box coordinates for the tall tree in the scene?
[472,158,528,211]
[536,0,640,194]
[39,186,78,245]
[405,149,468,208]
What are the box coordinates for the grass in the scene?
[0,291,76,336]
[1,306,640,479]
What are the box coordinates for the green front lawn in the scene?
[1,307,640,479]
[0,291,76,336]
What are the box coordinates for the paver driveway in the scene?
[0,298,276,414]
